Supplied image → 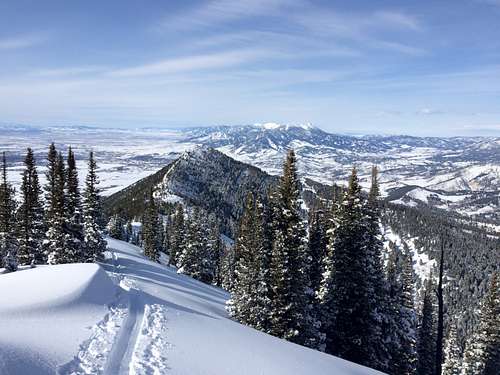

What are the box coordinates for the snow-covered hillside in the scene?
[0,238,383,375]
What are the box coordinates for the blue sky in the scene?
[1,0,499,136]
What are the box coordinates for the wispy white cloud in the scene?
[160,0,304,30]
[0,32,49,50]
[416,108,444,115]
[32,66,105,77]
[373,11,422,31]
[109,49,275,77]
[291,7,425,55]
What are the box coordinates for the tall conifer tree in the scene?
[82,151,106,262]
[46,152,69,264]
[169,204,185,267]
[268,149,311,346]
[386,245,418,375]
[65,147,84,260]
[0,152,18,271]
[17,148,45,265]
[318,167,372,363]
[142,189,160,262]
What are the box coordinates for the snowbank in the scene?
[0,264,117,374]
[0,240,383,375]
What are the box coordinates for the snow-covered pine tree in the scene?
[442,320,462,375]
[207,216,224,287]
[417,278,437,375]
[46,152,70,264]
[227,193,256,325]
[177,206,208,280]
[230,194,273,332]
[316,184,341,352]
[198,214,215,284]
[0,152,18,271]
[162,218,170,256]
[364,165,391,371]
[82,151,106,262]
[221,244,236,291]
[386,245,418,375]
[307,204,328,295]
[44,143,58,222]
[142,189,160,262]
[251,197,273,332]
[461,272,499,375]
[318,167,373,364]
[168,204,185,267]
[65,147,84,261]
[17,148,45,266]
[107,213,125,240]
[268,149,312,346]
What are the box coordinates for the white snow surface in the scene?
[0,239,383,375]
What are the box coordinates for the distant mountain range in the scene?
[183,123,499,222]
[1,122,498,222]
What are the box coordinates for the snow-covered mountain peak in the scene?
[254,122,315,131]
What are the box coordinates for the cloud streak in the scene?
[161,0,304,30]
[0,32,49,50]
[109,49,276,77]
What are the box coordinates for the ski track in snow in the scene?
[59,247,171,375]
[57,304,128,375]
[104,286,144,375]
[130,304,170,375]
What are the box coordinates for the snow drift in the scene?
[0,239,383,375]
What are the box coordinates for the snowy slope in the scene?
[0,239,383,375]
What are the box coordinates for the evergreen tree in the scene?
[307,205,328,294]
[461,272,499,375]
[318,167,373,363]
[107,213,125,240]
[386,245,418,375]
[268,150,311,346]
[228,194,257,325]
[251,197,273,332]
[82,151,106,262]
[442,320,462,375]
[208,217,224,287]
[178,207,207,280]
[44,143,58,221]
[417,279,437,375]
[364,165,391,370]
[221,245,236,291]
[142,189,160,262]
[17,148,45,265]
[169,204,185,267]
[228,194,273,331]
[46,152,70,264]
[65,147,84,260]
[0,152,18,271]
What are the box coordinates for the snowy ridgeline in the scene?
[0,238,383,375]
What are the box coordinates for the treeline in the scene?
[223,150,499,374]
[383,202,499,353]
[0,145,106,271]
[107,192,228,287]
